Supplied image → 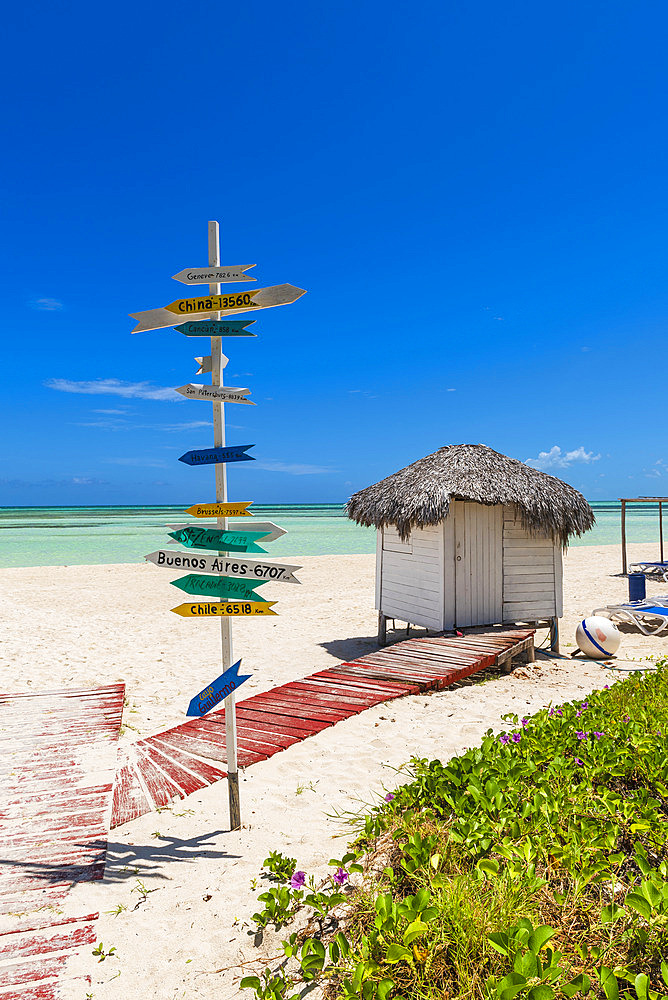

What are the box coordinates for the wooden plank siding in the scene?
[378,524,443,629]
[502,506,558,621]
[452,501,503,628]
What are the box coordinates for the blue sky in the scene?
[1,0,667,505]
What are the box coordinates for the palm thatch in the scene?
[346,444,594,545]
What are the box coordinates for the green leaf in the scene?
[377,980,394,1000]
[385,944,413,964]
[598,966,619,1000]
[430,852,441,870]
[634,973,649,1000]
[488,931,511,956]
[239,976,261,990]
[601,903,623,924]
[661,961,668,988]
[478,858,500,876]
[403,919,429,945]
[528,988,555,1000]
[528,925,556,952]
[641,880,662,909]
[625,892,652,920]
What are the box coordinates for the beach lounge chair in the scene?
[628,561,668,581]
[593,596,668,636]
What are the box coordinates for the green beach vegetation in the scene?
[242,664,668,1000]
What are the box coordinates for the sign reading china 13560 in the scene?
[130,284,306,333]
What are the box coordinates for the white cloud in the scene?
[525,446,601,471]
[46,378,178,401]
[255,460,335,475]
[76,418,212,432]
[93,408,130,414]
[32,297,63,311]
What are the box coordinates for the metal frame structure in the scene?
[620,497,668,575]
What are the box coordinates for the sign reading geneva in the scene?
[186,659,251,718]
[173,265,256,285]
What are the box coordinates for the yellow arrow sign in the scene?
[185,502,253,518]
[171,601,277,618]
[130,284,306,333]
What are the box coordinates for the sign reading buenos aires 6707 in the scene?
[144,549,302,584]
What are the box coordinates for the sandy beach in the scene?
[1,542,666,999]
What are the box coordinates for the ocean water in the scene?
[0,501,664,568]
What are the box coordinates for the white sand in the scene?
[1,543,666,999]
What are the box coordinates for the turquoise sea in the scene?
[0,502,664,568]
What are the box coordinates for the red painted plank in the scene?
[111,762,151,828]
[133,751,181,808]
[148,736,228,784]
[312,670,419,695]
[0,954,70,988]
[149,730,228,764]
[236,707,330,735]
[0,922,97,960]
[136,743,208,798]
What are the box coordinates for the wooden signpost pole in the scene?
[208,220,241,830]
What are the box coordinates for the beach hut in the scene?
[346,444,594,651]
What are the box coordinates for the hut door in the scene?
[453,503,503,627]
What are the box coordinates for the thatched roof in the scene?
[346,444,595,545]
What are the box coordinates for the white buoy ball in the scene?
[576,616,622,658]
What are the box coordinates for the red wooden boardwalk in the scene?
[111,628,534,829]
[0,684,124,999]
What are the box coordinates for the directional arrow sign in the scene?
[195,356,212,375]
[176,320,257,338]
[172,601,277,618]
[145,550,302,583]
[172,574,267,601]
[175,384,254,405]
[173,265,256,285]
[179,445,254,466]
[185,502,253,518]
[186,659,252,718]
[168,521,285,544]
[168,526,269,553]
[130,284,306,333]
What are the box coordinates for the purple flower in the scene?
[593,731,603,740]
[499,733,510,745]
[521,718,529,727]
[576,731,588,740]
[511,732,521,743]
[333,867,349,885]
[623,716,630,723]
[604,685,609,690]
[574,757,584,766]
[384,792,395,802]
[290,871,306,889]
[575,710,582,718]
[556,709,563,717]
[581,701,589,709]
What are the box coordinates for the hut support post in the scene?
[549,617,559,654]
[621,500,627,576]
[377,612,387,647]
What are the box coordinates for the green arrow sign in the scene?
[169,525,269,553]
[170,574,269,601]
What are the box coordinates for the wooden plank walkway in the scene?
[0,684,124,999]
[111,628,534,829]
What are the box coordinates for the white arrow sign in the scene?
[172,265,256,284]
[130,283,306,333]
[166,521,287,544]
[175,384,254,405]
[195,356,212,375]
[145,550,301,584]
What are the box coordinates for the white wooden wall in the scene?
[451,501,503,627]
[501,506,559,621]
[377,523,443,629]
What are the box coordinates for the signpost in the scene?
[168,521,286,543]
[172,601,278,618]
[171,574,268,601]
[179,445,254,466]
[175,383,254,405]
[145,549,302,583]
[138,220,305,831]
[130,283,306,333]
[168,526,270,553]
[173,265,256,285]
[185,502,252,518]
[186,660,252,717]
[176,320,257,337]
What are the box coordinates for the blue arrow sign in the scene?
[186,659,251,717]
[174,320,257,337]
[179,445,255,466]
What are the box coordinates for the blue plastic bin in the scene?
[628,573,646,601]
